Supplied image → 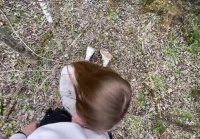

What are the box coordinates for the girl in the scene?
[10,61,132,139]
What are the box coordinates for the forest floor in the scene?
[0,0,200,139]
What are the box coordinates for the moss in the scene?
[144,0,167,13]
[143,0,181,32]
[186,25,200,54]
[191,89,200,101]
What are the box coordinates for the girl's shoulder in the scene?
[61,65,75,75]
[28,122,109,139]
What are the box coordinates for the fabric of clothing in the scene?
[10,133,26,139]
[38,108,72,127]
[59,65,77,115]
[10,122,110,139]
[10,65,111,139]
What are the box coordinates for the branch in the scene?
[0,9,39,57]
[0,69,52,74]
[0,28,38,60]
[0,9,55,62]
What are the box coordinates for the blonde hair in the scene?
[72,61,132,131]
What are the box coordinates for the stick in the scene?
[0,69,52,74]
[0,9,38,57]
[0,9,55,62]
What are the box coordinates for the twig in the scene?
[38,75,51,89]
[70,32,84,47]
[0,61,6,68]
[0,96,3,116]
[58,23,90,60]
[0,69,52,74]
[69,23,90,47]
[0,9,55,62]
[160,113,200,133]
[0,9,37,56]
[162,118,199,133]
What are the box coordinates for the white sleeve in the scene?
[26,122,108,139]
[10,133,26,139]
[59,65,76,115]
[26,122,85,139]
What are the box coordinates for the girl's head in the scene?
[71,61,132,131]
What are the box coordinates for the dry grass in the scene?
[0,0,199,138]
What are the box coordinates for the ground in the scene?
[0,0,200,139]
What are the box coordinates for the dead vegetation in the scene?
[0,0,199,138]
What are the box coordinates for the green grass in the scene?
[4,120,19,136]
[186,42,200,54]
[54,90,61,99]
[185,25,200,54]
[179,112,197,122]
[166,47,179,60]
[188,25,200,44]
[124,116,144,132]
[40,30,54,47]
[152,120,165,134]
[165,29,181,60]
[108,9,118,22]
[150,75,166,91]
[26,71,43,87]
[21,104,33,113]
[136,92,146,108]
[10,14,22,27]
[171,110,198,123]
